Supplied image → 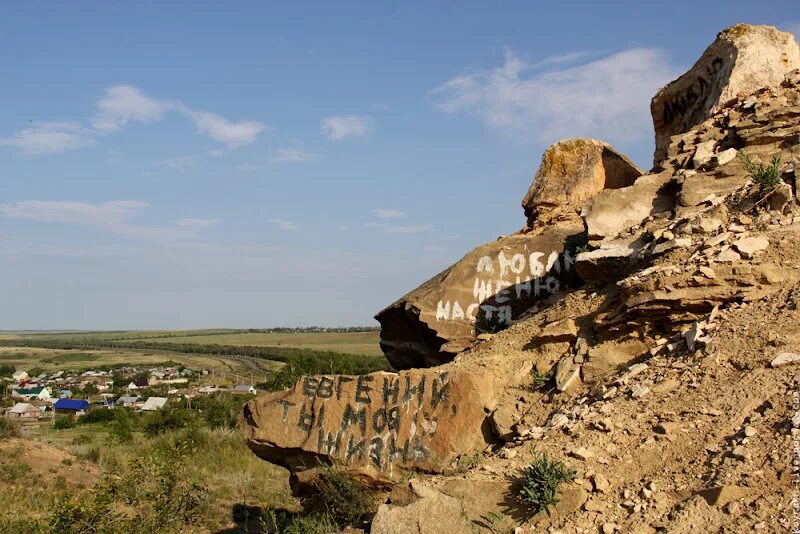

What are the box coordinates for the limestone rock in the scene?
[582,340,648,384]
[241,369,494,481]
[582,172,675,242]
[536,317,578,343]
[371,481,476,534]
[696,485,751,507]
[375,224,583,369]
[490,402,519,442]
[733,236,769,259]
[521,138,642,225]
[771,352,800,367]
[576,245,639,284]
[692,140,717,169]
[652,24,800,163]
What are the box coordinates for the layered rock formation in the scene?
[652,24,799,163]
[376,138,639,370]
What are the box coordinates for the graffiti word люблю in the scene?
[435,248,573,325]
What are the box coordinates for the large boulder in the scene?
[241,369,494,482]
[521,138,642,225]
[375,222,584,369]
[652,24,800,164]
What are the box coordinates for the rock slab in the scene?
[241,369,494,481]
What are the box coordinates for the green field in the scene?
[5,329,383,357]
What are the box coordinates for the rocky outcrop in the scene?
[375,224,584,369]
[652,24,800,163]
[241,369,494,482]
[521,138,642,225]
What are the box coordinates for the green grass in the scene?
[518,450,577,516]
[739,152,782,194]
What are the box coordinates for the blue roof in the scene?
[54,399,89,411]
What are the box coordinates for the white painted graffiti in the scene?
[435,248,573,325]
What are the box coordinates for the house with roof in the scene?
[231,385,257,395]
[116,396,141,408]
[141,397,168,411]
[11,370,29,382]
[12,386,52,401]
[53,398,89,417]
[7,402,39,420]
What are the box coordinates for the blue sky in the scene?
[1,2,798,329]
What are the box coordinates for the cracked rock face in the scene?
[241,369,494,481]
[651,23,800,164]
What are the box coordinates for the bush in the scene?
[193,393,250,429]
[54,416,75,430]
[518,451,576,516]
[259,510,338,534]
[739,152,782,194]
[77,408,116,425]
[303,467,378,526]
[0,417,21,439]
[143,408,196,437]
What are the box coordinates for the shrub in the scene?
[143,408,196,437]
[531,369,554,389]
[54,416,75,430]
[193,393,250,429]
[0,417,21,439]
[518,451,576,515]
[77,408,115,425]
[303,467,378,526]
[259,509,338,534]
[739,152,782,194]
[108,408,135,442]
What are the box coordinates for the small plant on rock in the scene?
[518,450,576,515]
[739,152,782,195]
[531,369,554,389]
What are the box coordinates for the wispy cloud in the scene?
[269,218,297,231]
[321,115,372,140]
[237,163,262,172]
[181,109,264,149]
[273,148,318,162]
[159,155,197,172]
[91,85,169,132]
[0,200,215,242]
[0,121,93,155]
[372,208,406,219]
[2,84,266,155]
[431,48,679,144]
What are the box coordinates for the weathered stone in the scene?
[652,24,800,163]
[680,175,750,208]
[770,352,800,367]
[536,318,578,343]
[241,369,494,481]
[556,364,582,393]
[715,148,738,167]
[715,249,741,263]
[521,138,642,225]
[693,140,717,169]
[767,183,794,212]
[375,224,583,369]
[583,172,675,242]
[439,479,512,529]
[733,236,769,259]
[575,245,639,284]
[372,481,476,534]
[491,402,519,442]
[582,340,648,384]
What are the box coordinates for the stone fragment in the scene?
[592,473,610,493]
[744,426,757,437]
[768,183,793,212]
[521,138,642,225]
[652,24,800,163]
[569,446,594,461]
[714,148,738,167]
[241,369,494,481]
[556,364,582,393]
[715,249,741,263]
[770,352,800,367]
[372,482,476,534]
[733,236,769,259]
[575,246,638,284]
[692,140,717,169]
[583,172,675,242]
[582,340,648,384]
[536,318,578,343]
[699,266,717,279]
[630,384,650,398]
[491,403,520,442]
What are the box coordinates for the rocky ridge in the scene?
[241,24,800,533]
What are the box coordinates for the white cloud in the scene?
[0,200,214,242]
[431,48,679,144]
[269,218,297,231]
[182,109,264,149]
[321,115,372,140]
[3,84,265,156]
[372,208,407,219]
[91,85,169,132]
[159,155,197,172]
[273,148,318,162]
[0,121,93,155]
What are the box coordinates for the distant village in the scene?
[1,364,257,422]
